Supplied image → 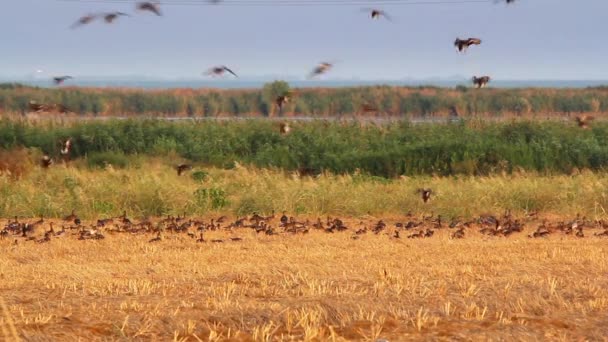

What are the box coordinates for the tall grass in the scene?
[1,82,608,116]
[1,119,608,177]
[0,162,606,219]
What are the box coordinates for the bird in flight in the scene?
[454,38,482,53]
[362,8,391,21]
[576,115,594,129]
[417,188,433,203]
[205,66,238,78]
[71,14,97,29]
[53,76,73,85]
[137,2,162,16]
[280,122,291,135]
[472,76,491,88]
[104,12,130,23]
[309,62,333,79]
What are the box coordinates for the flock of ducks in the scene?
[48,0,520,102]
[3,206,608,246]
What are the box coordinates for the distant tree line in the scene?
[0,82,607,117]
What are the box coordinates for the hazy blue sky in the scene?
[2,0,607,81]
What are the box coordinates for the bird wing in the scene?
[380,11,393,21]
[223,67,238,77]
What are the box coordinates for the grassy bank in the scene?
[0,162,606,219]
[2,119,608,178]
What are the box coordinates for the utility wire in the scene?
[57,0,494,7]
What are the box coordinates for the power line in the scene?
[57,0,494,7]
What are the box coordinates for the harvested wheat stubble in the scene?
[1,216,607,341]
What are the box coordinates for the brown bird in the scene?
[575,115,593,129]
[417,188,432,203]
[53,104,71,114]
[472,76,491,88]
[70,14,97,29]
[53,76,73,85]
[361,103,378,113]
[63,210,78,222]
[362,8,392,21]
[280,122,291,135]
[309,62,333,78]
[176,164,193,176]
[104,12,130,23]
[60,138,72,161]
[205,65,238,77]
[276,92,292,112]
[449,106,460,119]
[454,38,482,53]
[28,101,49,112]
[137,2,162,16]
[41,155,53,168]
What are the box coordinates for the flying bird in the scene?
[280,122,291,135]
[575,115,594,129]
[454,38,482,53]
[104,12,130,23]
[60,138,73,161]
[205,65,238,78]
[417,188,433,203]
[137,2,162,16]
[176,164,193,176]
[41,155,53,168]
[362,8,392,21]
[472,76,491,88]
[309,62,333,79]
[71,14,97,29]
[276,91,293,111]
[53,76,73,85]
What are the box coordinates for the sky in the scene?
[2,0,608,81]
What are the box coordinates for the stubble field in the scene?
[1,214,607,341]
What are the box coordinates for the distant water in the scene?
[9,79,608,90]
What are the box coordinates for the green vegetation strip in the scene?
[1,119,608,177]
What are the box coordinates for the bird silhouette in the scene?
[309,62,333,79]
[472,76,491,88]
[205,65,238,78]
[454,38,481,53]
[362,8,392,21]
[575,115,593,129]
[417,188,433,203]
[71,14,97,29]
[137,2,162,16]
[104,12,130,23]
[53,76,73,85]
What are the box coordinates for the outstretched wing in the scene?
[223,66,238,77]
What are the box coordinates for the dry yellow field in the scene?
[1,216,608,341]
